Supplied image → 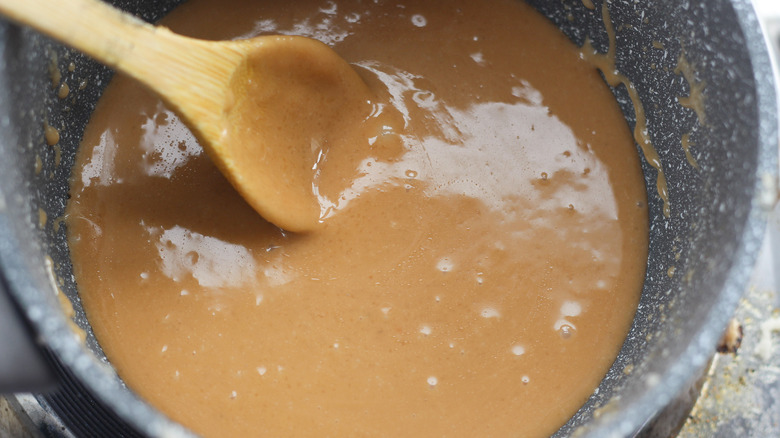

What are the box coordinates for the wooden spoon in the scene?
[0,0,373,232]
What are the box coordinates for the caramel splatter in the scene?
[58,82,70,99]
[44,122,60,146]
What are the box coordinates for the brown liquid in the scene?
[66,0,648,436]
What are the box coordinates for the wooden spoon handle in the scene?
[0,0,158,66]
[0,0,242,133]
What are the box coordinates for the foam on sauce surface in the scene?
[66,0,648,436]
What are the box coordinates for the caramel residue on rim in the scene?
[580,1,670,218]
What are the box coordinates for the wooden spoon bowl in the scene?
[0,0,373,232]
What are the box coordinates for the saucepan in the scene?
[0,0,776,436]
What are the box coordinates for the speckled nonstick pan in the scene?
[0,0,776,436]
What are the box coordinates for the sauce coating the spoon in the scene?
[66,0,648,436]
[222,35,378,231]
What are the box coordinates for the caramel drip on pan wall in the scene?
[676,47,706,171]
[581,2,671,218]
[675,48,707,126]
[681,132,700,170]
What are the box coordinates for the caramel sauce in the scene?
[66,0,648,436]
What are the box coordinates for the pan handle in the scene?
[0,272,56,393]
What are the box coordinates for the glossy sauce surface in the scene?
[66,0,648,436]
